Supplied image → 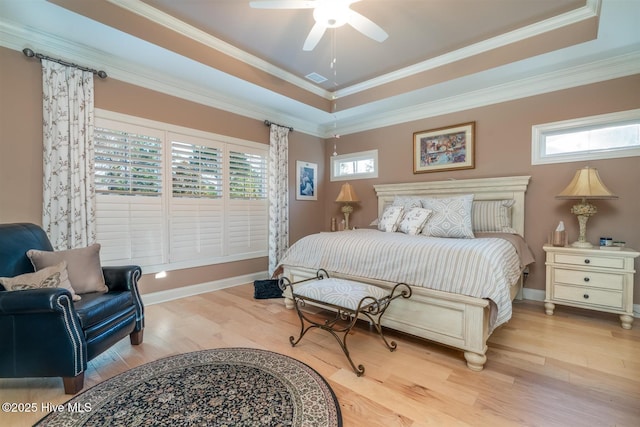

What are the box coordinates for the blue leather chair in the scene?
[0,223,144,394]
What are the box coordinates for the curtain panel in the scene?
[268,124,290,275]
[41,60,97,250]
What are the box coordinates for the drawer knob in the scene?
[583,294,589,299]
[584,259,591,264]
[583,277,590,282]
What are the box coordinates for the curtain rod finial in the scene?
[22,48,35,58]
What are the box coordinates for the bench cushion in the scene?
[295,278,388,311]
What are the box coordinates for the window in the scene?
[94,110,268,273]
[532,109,640,165]
[330,149,378,181]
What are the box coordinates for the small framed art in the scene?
[413,122,475,173]
[296,161,317,200]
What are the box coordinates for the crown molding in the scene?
[107,0,601,101]
[0,19,325,137]
[106,0,330,99]
[336,0,601,98]
[330,49,640,137]
[2,1,635,140]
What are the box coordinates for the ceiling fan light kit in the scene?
[250,0,388,51]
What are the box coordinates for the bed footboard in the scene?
[282,265,491,371]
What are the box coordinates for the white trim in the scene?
[107,0,600,100]
[105,0,328,99]
[332,50,640,137]
[531,108,640,165]
[142,271,268,306]
[336,0,601,98]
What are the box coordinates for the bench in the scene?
[279,269,412,376]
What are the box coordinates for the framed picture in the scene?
[413,122,475,173]
[296,161,317,200]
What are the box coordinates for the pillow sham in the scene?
[472,199,517,233]
[27,243,107,294]
[420,194,475,238]
[0,261,81,301]
[378,205,404,232]
[392,196,422,211]
[397,207,433,235]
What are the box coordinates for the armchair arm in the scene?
[0,288,87,379]
[102,265,145,331]
[0,288,73,315]
[102,265,142,292]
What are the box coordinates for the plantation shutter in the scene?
[94,122,165,265]
[169,135,224,262]
[227,145,268,256]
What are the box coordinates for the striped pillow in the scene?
[472,199,516,233]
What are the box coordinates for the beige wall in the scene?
[324,75,640,302]
[0,46,326,294]
[2,45,639,303]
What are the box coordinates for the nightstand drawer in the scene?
[554,253,624,269]
[553,284,623,309]
[554,268,624,291]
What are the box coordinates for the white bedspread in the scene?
[279,229,527,331]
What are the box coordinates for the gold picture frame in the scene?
[413,122,475,173]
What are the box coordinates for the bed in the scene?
[279,176,532,371]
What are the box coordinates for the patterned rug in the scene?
[36,348,342,427]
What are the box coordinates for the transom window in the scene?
[532,109,640,165]
[330,149,378,181]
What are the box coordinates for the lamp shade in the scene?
[556,167,617,200]
[335,183,360,203]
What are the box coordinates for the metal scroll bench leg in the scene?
[280,270,412,376]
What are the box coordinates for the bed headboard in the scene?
[373,176,531,237]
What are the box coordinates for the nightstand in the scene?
[543,244,639,329]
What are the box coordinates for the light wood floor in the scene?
[1,283,639,426]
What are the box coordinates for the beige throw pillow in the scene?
[27,243,107,294]
[0,261,81,301]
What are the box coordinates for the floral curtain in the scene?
[41,59,96,250]
[268,124,290,275]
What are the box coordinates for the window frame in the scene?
[531,109,640,165]
[330,149,379,181]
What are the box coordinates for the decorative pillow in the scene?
[397,207,433,235]
[392,196,422,212]
[420,194,475,238]
[472,199,517,233]
[0,261,81,301]
[377,205,404,232]
[27,243,107,294]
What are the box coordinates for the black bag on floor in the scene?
[253,279,283,299]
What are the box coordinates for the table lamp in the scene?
[335,183,360,230]
[556,166,617,248]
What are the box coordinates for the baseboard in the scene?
[141,271,268,306]
[521,287,640,318]
[141,279,640,319]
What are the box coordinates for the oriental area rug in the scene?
[36,348,342,427]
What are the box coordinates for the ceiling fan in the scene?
[249,0,388,51]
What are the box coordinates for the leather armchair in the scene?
[0,223,144,394]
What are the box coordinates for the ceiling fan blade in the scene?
[249,0,316,9]
[347,10,388,42]
[303,22,327,51]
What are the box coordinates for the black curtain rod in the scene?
[264,120,293,132]
[22,48,108,79]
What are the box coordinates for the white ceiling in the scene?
[0,0,639,137]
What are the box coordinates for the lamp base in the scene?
[570,240,594,249]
